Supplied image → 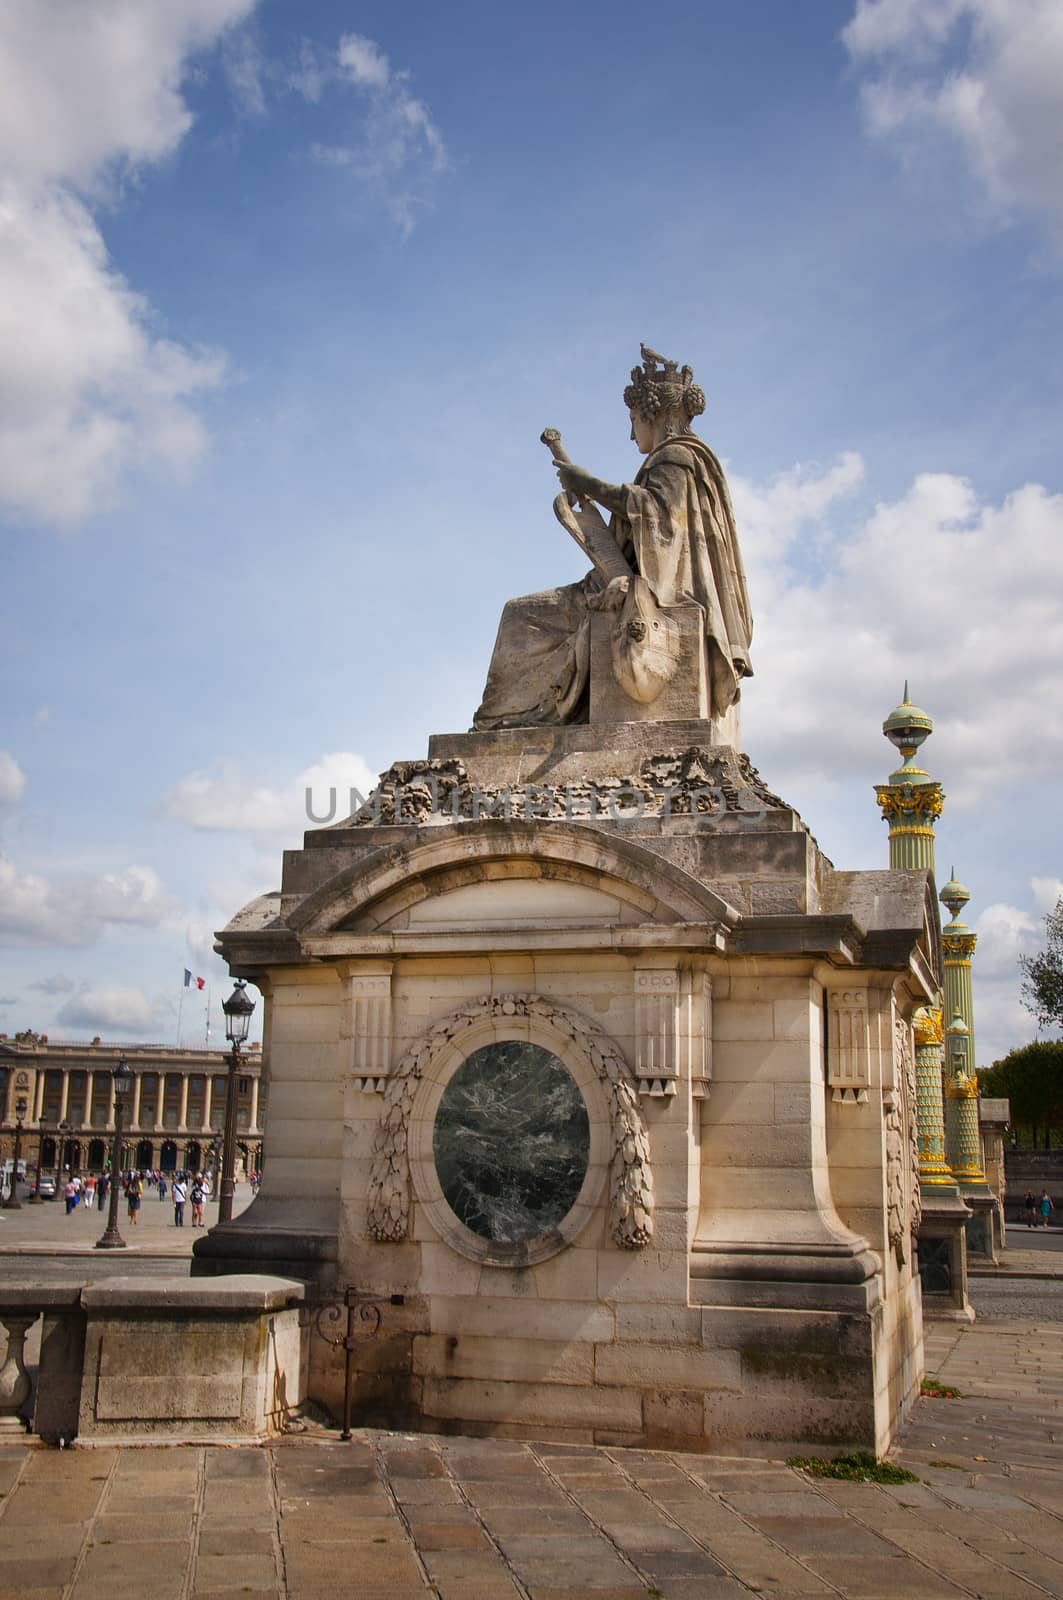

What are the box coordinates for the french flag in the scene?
[183,969,206,990]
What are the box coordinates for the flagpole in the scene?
[177,981,185,1049]
[205,985,211,1048]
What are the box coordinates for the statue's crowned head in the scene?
[624,344,706,436]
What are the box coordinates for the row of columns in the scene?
[31,1069,260,1136]
[874,688,988,1197]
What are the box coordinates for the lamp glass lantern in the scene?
[113,1063,134,1098]
[223,980,255,1047]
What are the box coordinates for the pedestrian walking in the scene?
[64,1178,78,1215]
[97,1174,109,1209]
[83,1175,96,1210]
[172,1176,187,1226]
[190,1175,205,1227]
[1039,1189,1055,1228]
[158,1175,167,1201]
[1023,1190,1037,1227]
[126,1171,142,1225]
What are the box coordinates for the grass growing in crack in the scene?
[921,1377,963,1398]
[787,1450,918,1484]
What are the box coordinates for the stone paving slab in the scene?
[1,1315,1063,1599]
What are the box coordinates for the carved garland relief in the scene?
[365,994,654,1251]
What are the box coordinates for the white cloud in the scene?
[740,465,1063,802]
[164,751,379,836]
[0,856,172,947]
[56,983,162,1035]
[0,0,257,527]
[842,0,1063,239]
[968,893,1063,1063]
[0,0,256,188]
[1031,877,1063,912]
[308,31,448,235]
[731,452,865,579]
[30,974,76,995]
[0,182,226,525]
[0,751,26,807]
[338,33,392,91]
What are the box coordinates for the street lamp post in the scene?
[95,1063,133,1250]
[28,1118,50,1204]
[219,980,255,1226]
[2,1097,28,1209]
[58,1121,71,1180]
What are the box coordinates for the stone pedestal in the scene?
[589,605,739,746]
[916,1197,975,1322]
[77,1275,306,1444]
[201,718,936,1455]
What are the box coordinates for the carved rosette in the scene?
[365,995,654,1250]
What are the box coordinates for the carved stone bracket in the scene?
[827,988,870,1104]
[634,968,711,1098]
[366,995,654,1250]
[342,970,393,1093]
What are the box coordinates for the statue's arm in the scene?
[555,461,628,517]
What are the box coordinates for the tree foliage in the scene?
[980,1041,1063,1137]
[1020,897,1063,1031]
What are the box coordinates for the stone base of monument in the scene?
[199,714,937,1455]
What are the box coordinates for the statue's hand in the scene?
[590,575,630,613]
[555,460,594,499]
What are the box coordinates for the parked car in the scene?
[37,1173,57,1199]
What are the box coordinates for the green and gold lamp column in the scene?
[941,873,989,1190]
[874,686,943,873]
[912,1006,957,1192]
[875,688,957,1195]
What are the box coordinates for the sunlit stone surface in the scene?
[432,1041,590,1241]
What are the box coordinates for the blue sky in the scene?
[1,0,1061,1062]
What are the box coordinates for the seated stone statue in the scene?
[473,346,753,730]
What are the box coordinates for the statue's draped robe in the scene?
[473,435,753,729]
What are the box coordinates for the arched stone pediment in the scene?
[287,821,737,941]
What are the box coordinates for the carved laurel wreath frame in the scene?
[365,994,654,1252]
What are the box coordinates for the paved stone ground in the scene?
[2,1314,1063,1600]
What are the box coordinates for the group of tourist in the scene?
[57,1165,259,1224]
[61,1168,215,1226]
[122,1169,211,1226]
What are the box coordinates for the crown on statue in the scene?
[624,344,706,424]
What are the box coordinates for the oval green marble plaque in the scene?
[433,1040,590,1243]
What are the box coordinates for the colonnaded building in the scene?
[0,1030,265,1177]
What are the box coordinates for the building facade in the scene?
[0,1031,265,1177]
